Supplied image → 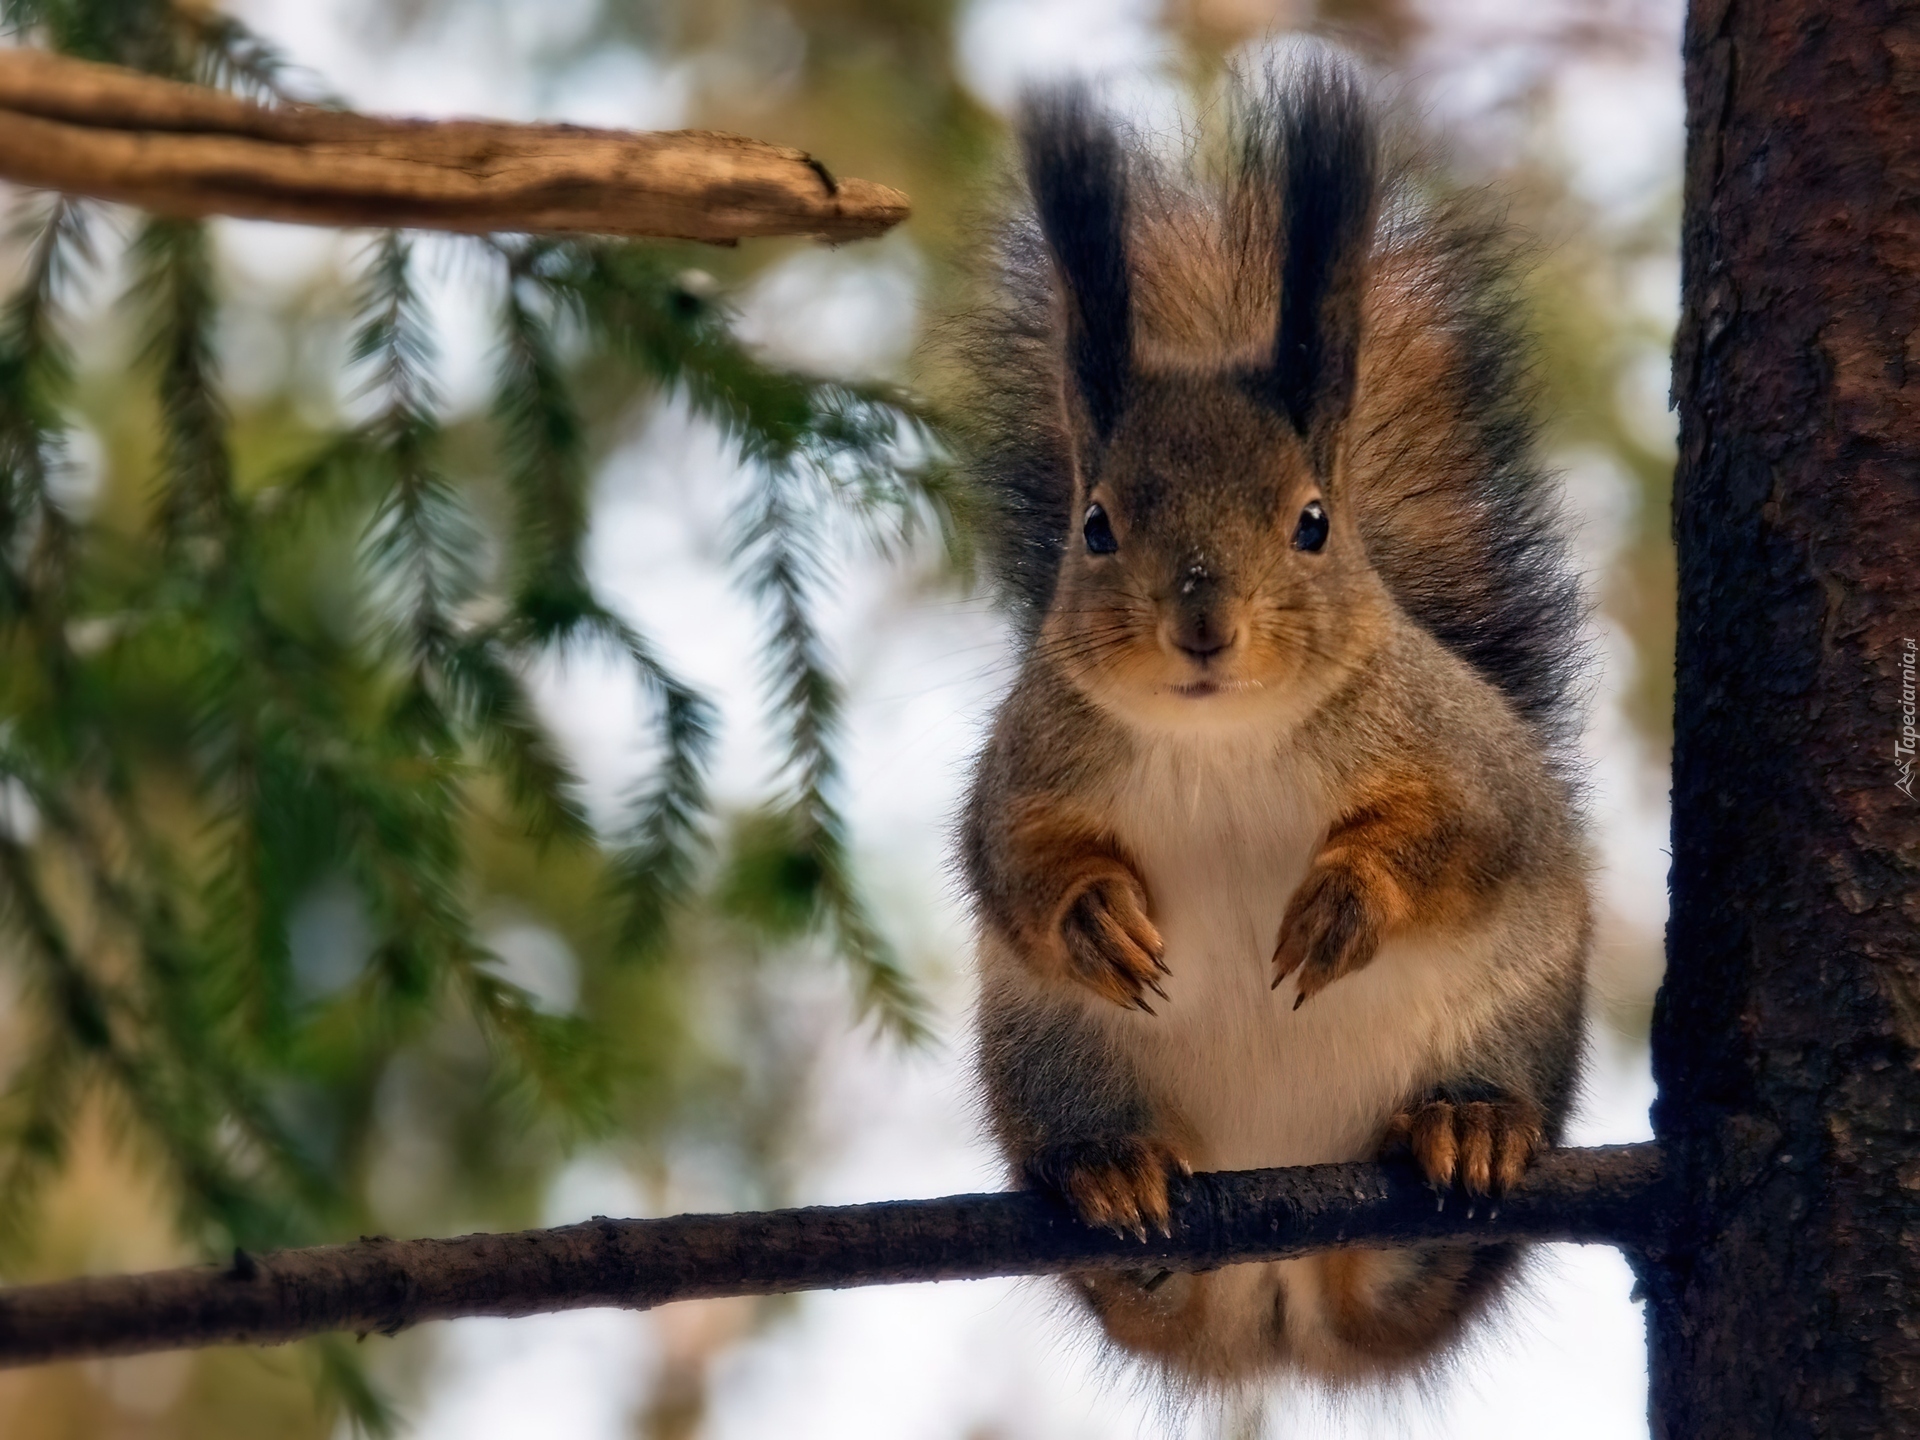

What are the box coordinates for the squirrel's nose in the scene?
[1169,610,1234,663]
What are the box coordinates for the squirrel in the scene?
[954,56,1592,1386]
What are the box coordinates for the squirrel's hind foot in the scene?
[1027,1136,1193,1240]
[1382,1094,1543,1196]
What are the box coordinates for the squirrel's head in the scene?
[1022,71,1394,733]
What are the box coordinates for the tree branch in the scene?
[0,1144,1664,1368]
[0,49,908,242]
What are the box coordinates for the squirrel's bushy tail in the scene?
[955,54,1586,755]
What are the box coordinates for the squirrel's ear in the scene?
[1245,63,1377,472]
[1020,87,1131,441]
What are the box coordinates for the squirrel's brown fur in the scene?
[955,57,1592,1387]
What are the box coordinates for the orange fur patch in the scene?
[1000,795,1167,1009]
[1318,1246,1478,1364]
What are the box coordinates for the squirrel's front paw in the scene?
[1382,1095,1543,1196]
[1271,864,1382,1008]
[1028,1137,1193,1240]
[1060,872,1168,1013]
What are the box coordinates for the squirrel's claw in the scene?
[1381,1095,1544,1197]
[1060,873,1169,1014]
[1271,862,1382,1008]
[1032,1135,1190,1240]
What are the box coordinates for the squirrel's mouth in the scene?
[1165,678,1261,700]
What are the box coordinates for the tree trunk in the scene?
[1651,0,1920,1434]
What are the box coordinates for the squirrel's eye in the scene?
[1293,499,1329,553]
[1083,503,1118,555]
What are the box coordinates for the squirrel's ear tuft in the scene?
[1245,61,1377,470]
[1019,87,1132,440]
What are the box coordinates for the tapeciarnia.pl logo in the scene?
[1897,637,1917,799]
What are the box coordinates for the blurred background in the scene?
[0,0,1680,1435]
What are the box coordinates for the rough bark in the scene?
[1651,1,1920,1435]
[0,1144,1663,1368]
[0,49,908,242]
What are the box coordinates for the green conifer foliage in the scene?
[0,12,954,1427]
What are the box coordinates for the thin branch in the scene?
[0,49,909,242]
[0,1144,1667,1369]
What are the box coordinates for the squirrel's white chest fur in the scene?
[1100,730,1479,1171]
